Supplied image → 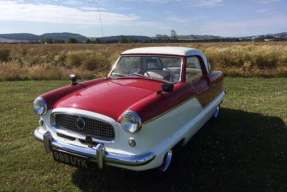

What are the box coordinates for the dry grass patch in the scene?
[0,42,287,80]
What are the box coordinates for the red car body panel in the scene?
[53,79,164,121]
[42,78,106,109]
[42,78,171,121]
[42,77,213,122]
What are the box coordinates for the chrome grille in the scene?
[53,113,115,141]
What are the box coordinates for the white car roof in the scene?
[121,46,204,56]
[121,46,210,72]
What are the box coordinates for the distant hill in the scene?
[177,34,223,41]
[0,32,286,43]
[0,33,39,42]
[175,32,287,42]
[40,33,88,43]
[274,32,287,38]
[0,32,88,43]
[94,35,152,43]
[245,32,287,41]
[96,33,287,43]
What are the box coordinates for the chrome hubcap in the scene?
[160,150,173,172]
[213,106,220,118]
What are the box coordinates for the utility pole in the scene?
[95,0,104,37]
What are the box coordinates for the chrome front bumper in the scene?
[34,127,155,169]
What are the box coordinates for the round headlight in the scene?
[121,111,142,134]
[33,97,47,115]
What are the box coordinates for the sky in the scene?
[0,0,286,37]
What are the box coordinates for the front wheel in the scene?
[213,105,221,119]
[160,150,173,172]
[151,150,174,176]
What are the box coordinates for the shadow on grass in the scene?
[72,108,287,192]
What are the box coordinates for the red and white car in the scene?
[33,47,224,172]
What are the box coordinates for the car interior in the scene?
[141,57,181,83]
[113,56,203,83]
[142,57,203,83]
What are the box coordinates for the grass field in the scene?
[0,42,287,80]
[0,77,287,192]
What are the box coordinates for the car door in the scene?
[186,56,223,109]
[177,55,213,141]
[186,55,213,108]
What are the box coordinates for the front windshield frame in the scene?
[109,54,184,83]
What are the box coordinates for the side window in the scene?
[186,56,203,83]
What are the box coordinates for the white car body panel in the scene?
[121,47,209,73]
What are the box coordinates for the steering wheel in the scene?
[163,68,174,82]
[143,71,150,78]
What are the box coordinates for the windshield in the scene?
[110,55,182,83]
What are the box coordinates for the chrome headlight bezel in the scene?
[121,111,142,134]
[33,96,48,116]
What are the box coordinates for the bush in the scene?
[66,51,85,68]
[0,49,10,62]
[65,51,110,71]
[81,52,109,71]
[27,65,64,80]
[0,63,27,80]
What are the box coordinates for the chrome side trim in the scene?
[34,129,155,167]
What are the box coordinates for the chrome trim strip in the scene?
[51,108,118,125]
[34,129,155,167]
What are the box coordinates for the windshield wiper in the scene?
[129,73,147,78]
[110,72,129,78]
[111,72,147,79]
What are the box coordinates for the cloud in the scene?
[198,14,287,36]
[255,0,280,4]
[120,0,223,7]
[0,0,137,25]
[256,8,270,13]
[0,0,285,37]
[190,0,224,7]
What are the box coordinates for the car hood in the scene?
[53,78,162,121]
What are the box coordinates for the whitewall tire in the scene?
[213,105,221,119]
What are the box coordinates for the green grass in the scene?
[0,77,286,192]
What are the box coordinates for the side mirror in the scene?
[161,83,174,93]
[69,74,78,85]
